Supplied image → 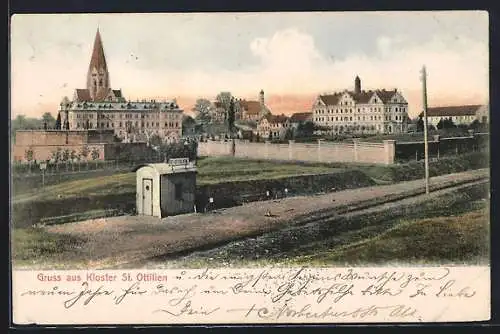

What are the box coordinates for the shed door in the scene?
[142,178,153,216]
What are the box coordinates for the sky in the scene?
[10,11,489,119]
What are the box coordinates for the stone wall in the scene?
[12,142,150,162]
[198,139,395,165]
[12,143,107,162]
[14,129,115,146]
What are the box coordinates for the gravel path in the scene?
[44,169,489,268]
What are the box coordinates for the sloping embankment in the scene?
[145,180,489,267]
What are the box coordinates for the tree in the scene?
[416,116,424,132]
[227,98,236,135]
[91,147,100,160]
[80,145,90,160]
[24,147,34,162]
[216,92,233,112]
[55,113,62,130]
[62,149,71,162]
[149,134,163,148]
[437,117,456,130]
[41,112,56,129]
[296,121,315,138]
[193,98,213,123]
[51,148,63,162]
[283,128,294,141]
[182,115,196,136]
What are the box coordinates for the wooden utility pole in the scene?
[421,66,430,194]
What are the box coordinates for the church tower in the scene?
[354,76,361,94]
[259,89,265,106]
[87,28,110,101]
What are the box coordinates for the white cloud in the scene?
[11,21,488,119]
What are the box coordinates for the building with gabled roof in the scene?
[240,90,272,121]
[57,28,184,143]
[419,104,488,127]
[312,76,409,135]
[256,114,291,140]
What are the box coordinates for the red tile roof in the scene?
[319,89,400,105]
[265,114,289,124]
[374,89,398,103]
[290,112,312,122]
[349,91,373,103]
[94,88,110,102]
[425,105,482,117]
[241,100,262,115]
[75,89,91,102]
[318,93,342,105]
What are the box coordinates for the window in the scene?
[175,183,183,200]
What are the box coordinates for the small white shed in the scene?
[133,159,197,218]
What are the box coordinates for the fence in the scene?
[394,133,489,162]
[197,139,395,165]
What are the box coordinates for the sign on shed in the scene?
[133,159,197,218]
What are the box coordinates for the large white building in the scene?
[59,28,183,143]
[312,76,409,135]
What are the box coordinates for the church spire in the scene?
[89,27,107,72]
[87,27,110,101]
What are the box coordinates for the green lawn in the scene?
[287,204,489,266]
[13,153,489,203]
[13,157,340,202]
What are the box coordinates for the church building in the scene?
[58,28,184,143]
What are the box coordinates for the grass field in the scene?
[156,196,489,269]
[13,157,339,202]
[13,153,489,203]
[287,203,489,266]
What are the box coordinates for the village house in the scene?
[312,76,409,135]
[421,105,489,127]
[256,114,290,140]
